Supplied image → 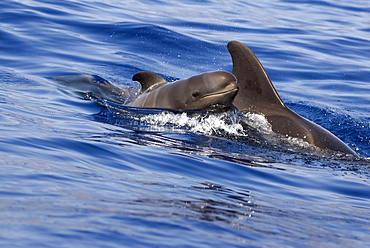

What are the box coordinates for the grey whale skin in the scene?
[128,70,238,110]
[227,40,358,156]
[54,71,239,111]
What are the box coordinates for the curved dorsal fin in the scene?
[132,71,168,94]
[227,41,285,110]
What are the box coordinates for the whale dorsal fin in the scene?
[227,41,285,111]
[132,71,168,94]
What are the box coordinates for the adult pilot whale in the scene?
[227,40,358,156]
[129,71,238,110]
[54,71,239,111]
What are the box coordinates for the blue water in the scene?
[1,0,369,247]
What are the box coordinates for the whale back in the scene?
[132,71,168,94]
[227,41,285,113]
[227,41,358,156]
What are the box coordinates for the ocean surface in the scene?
[0,0,369,247]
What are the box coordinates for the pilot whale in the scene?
[227,40,358,156]
[54,71,238,111]
[129,71,238,110]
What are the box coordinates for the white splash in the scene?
[140,111,244,136]
[139,110,318,152]
[241,112,273,134]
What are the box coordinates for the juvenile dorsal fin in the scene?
[132,71,168,94]
[227,41,285,110]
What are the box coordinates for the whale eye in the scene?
[192,92,200,98]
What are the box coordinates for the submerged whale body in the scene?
[54,71,239,111]
[129,71,238,110]
[227,40,358,156]
[54,74,130,103]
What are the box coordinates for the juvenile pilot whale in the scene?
[129,71,238,110]
[227,40,358,156]
[54,71,238,111]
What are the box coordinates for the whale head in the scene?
[174,71,239,110]
[131,71,238,110]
